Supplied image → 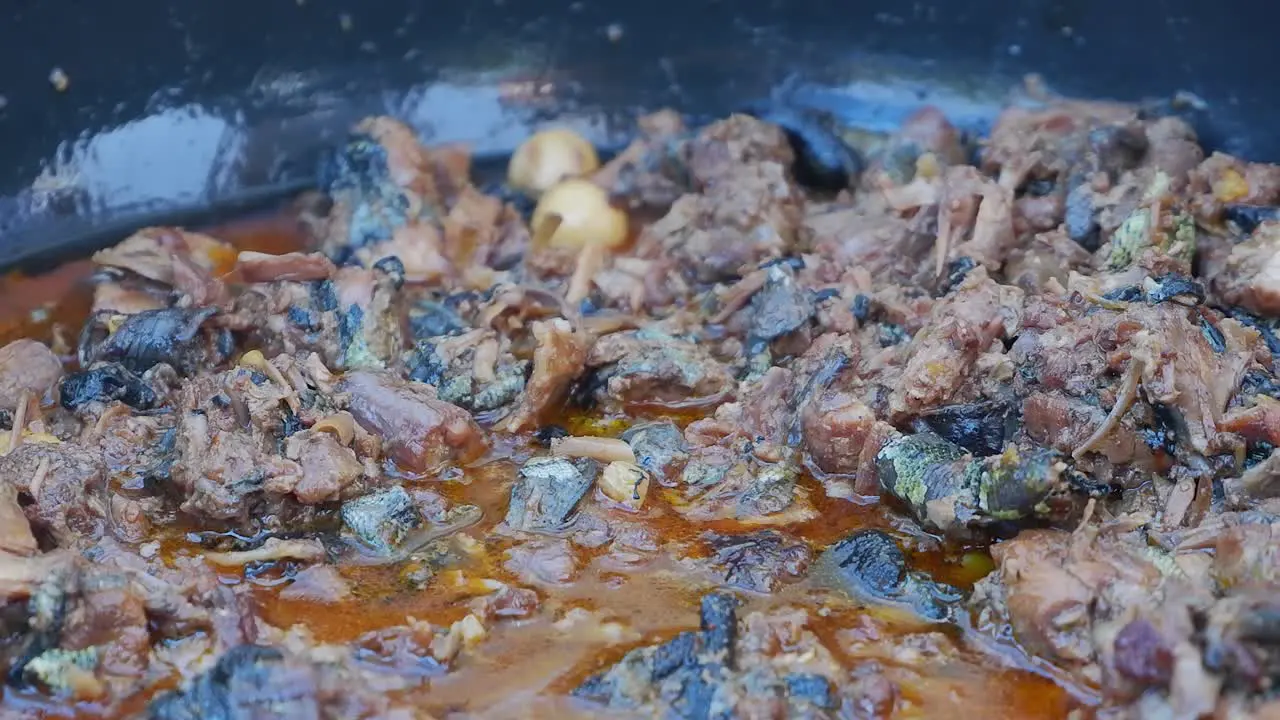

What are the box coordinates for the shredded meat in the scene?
[7,94,1280,718]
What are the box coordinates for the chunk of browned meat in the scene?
[234,251,336,283]
[1022,392,1153,468]
[972,528,1220,715]
[1192,152,1280,209]
[92,227,233,308]
[1215,222,1280,316]
[267,430,365,504]
[648,164,805,282]
[982,101,1140,180]
[0,339,63,410]
[802,390,876,476]
[230,264,403,371]
[500,319,587,433]
[702,530,812,593]
[685,113,795,188]
[585,328,734,409]
[888,269,1022,419]
[93,227,232,287]
[803,207,934,285]
[592,109,691,211]
[685,366,795,460]
[0,443,106,547]
[340,371,487,473]
[170,409,305,521]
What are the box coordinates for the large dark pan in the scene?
[0,0,1274,272]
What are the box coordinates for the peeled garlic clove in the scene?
[531,179,628,250]
[552,435,637,464]
[238,349,268,370]
[598,461,650,510]
[508,128,600,196]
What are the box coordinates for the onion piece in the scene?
[204,537,326,567]
[531,179,628,250]
[598,461,650,510]
[551,435,637,464]
[311,412,356,446]
[508,128,600,196]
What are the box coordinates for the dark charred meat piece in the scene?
[1102,285,1144,303]
[341,486,423,555]
[812,530,962,621]
[748,264,814,342]
[318,132,414,251]
[739,102,863,191]
[1142,273,1205,305]
[1223,204,1280,235]
[59,363,158,411]
[407,299,469,340]
[622,421,689,482]
[1199,312,1228,353]
[575,592,888,718]
[575,593,740,716]
[1064,181,1101,250]
[702,530,813,593]
[939,256,977,296]
[143,642,409,720]
[585,329,734,408]
[913,400,1017,457]
[505,456,595,533]
[404,331,528,414]
[80,307,221,375]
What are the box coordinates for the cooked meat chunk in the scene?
[92,227,232,308]
[811,530,961,621]
[0,340,63,410]
[585,328,734,409]
[1215,222,1280,316]
[499,319,587,432]
[340,370,487,473]
[889,269,1022,419]
[406,328,528,414]
[80,307,224,376]
[505,456,595,533]
[702,530,812,593]
[0,443,106,547]
[576,593,892,719]
[232,264,403,371]
[147,643,418,720]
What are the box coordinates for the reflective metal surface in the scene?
[1,0,1273,270]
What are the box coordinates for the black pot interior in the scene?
[0,0,1274,271]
